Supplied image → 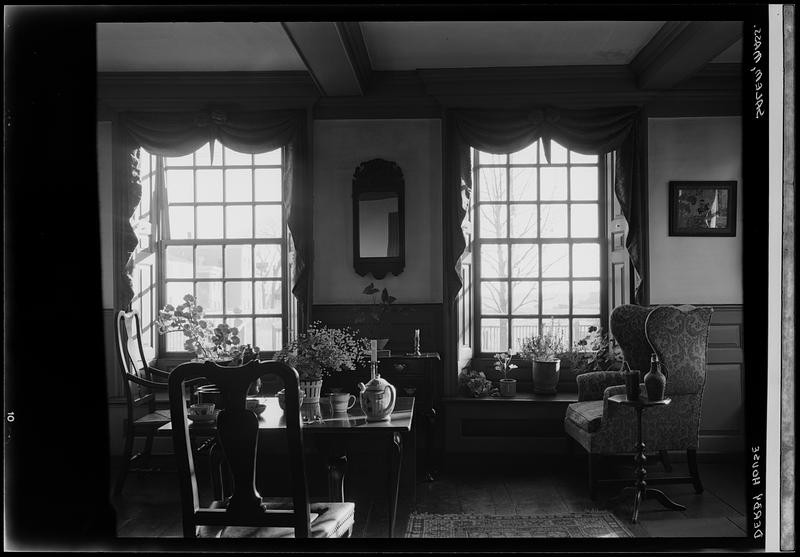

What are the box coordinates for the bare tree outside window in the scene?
[474,141,604,354]
[133,142,289,356]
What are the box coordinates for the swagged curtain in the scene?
[444,106,646,307]
[116,109,312,329]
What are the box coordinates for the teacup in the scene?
[329,392,357,414]
[189,402,215,416]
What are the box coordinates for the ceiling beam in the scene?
[630,21,742,90]
[281,22,371,96]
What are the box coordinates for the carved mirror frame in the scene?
[352,158,405,279]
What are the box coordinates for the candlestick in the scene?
[370,339,378,363]
[413,328,421,356]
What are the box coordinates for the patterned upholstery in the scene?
[564,305,713,455]
[609,304,651,374]
[575,370,625,402]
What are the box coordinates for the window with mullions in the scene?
[473,140,605,354]
[138,141,289,356]
[129,149,158,351]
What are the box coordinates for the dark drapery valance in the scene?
[115,108,312,329]
[444,105,646,307]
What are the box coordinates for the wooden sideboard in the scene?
[323,352,443,480]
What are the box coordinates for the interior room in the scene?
[92,16,753,545]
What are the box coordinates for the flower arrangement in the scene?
[356,282,396,338]
[493,350,518,379]
[274,321,369,381]
[518,329,566,362]
[157,294,259,363]
[458,369,496,398]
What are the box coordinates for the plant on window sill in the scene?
[560,326,624,374]
[458,369,497,398]
[157,293,259,364]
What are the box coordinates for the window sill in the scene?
[444,392,577,403]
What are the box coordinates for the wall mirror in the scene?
[352,158,405,279]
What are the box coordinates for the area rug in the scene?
[404,511,633,538]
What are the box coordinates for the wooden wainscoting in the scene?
[310,303,444,355]
[701,304,745,454]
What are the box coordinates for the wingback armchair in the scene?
[564,304,713,498]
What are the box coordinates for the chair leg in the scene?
[142,433,155,469]
[114,425,135,496]
[687,448,703,493]
[588,453,599,500]
[659,450,673,472]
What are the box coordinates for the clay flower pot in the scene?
[499,378,517,397]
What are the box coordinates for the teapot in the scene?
[357,373,396,422]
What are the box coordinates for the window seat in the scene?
[443,392,578,455]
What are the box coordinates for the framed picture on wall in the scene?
[668,181,737,237]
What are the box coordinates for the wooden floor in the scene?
[111,450,746,541]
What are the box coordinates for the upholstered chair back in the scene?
[609,304,652,374]
[645,305,714,397]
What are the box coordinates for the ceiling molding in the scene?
[419,65,639,100]
[630,21,743,90]
[97,71,319,111]
[281,22,364,97]
[335,22,373,93]
[95,65,742,118]
[629,22,693,74]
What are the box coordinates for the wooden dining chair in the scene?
[113,309,173,496]
[168,359,355,538]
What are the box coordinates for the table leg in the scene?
[645,487,687,511]
[629,405,686,522]
[632,406,647,524]
[424,408,437,482]
[208,441,226,500]
[327,454,347,503]
[387,432,403,538]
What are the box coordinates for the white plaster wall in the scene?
[648,117,743,304]
[313,119,443,304]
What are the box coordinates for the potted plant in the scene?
[559,326,624,375]
[458,369,496,398]
[519,326,566,394]
[158,294,262,405]
[274,321,369,403]
[157,293,259,364]
[357,282,396,349]
[493,350,519,397]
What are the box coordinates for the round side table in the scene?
[608,394,687,523]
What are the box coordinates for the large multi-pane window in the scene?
[129,149,158,352]
[135,141,289,357]
[473,140,605,354]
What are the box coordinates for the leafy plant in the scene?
[357,282,396,337]
[573,326,624,373]
[157,293,259,363]
[518,328,566,362]
[274,321,369,381]
[493,350,518,380]
[458,369,496,398]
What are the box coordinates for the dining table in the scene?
[160,395,415,538]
